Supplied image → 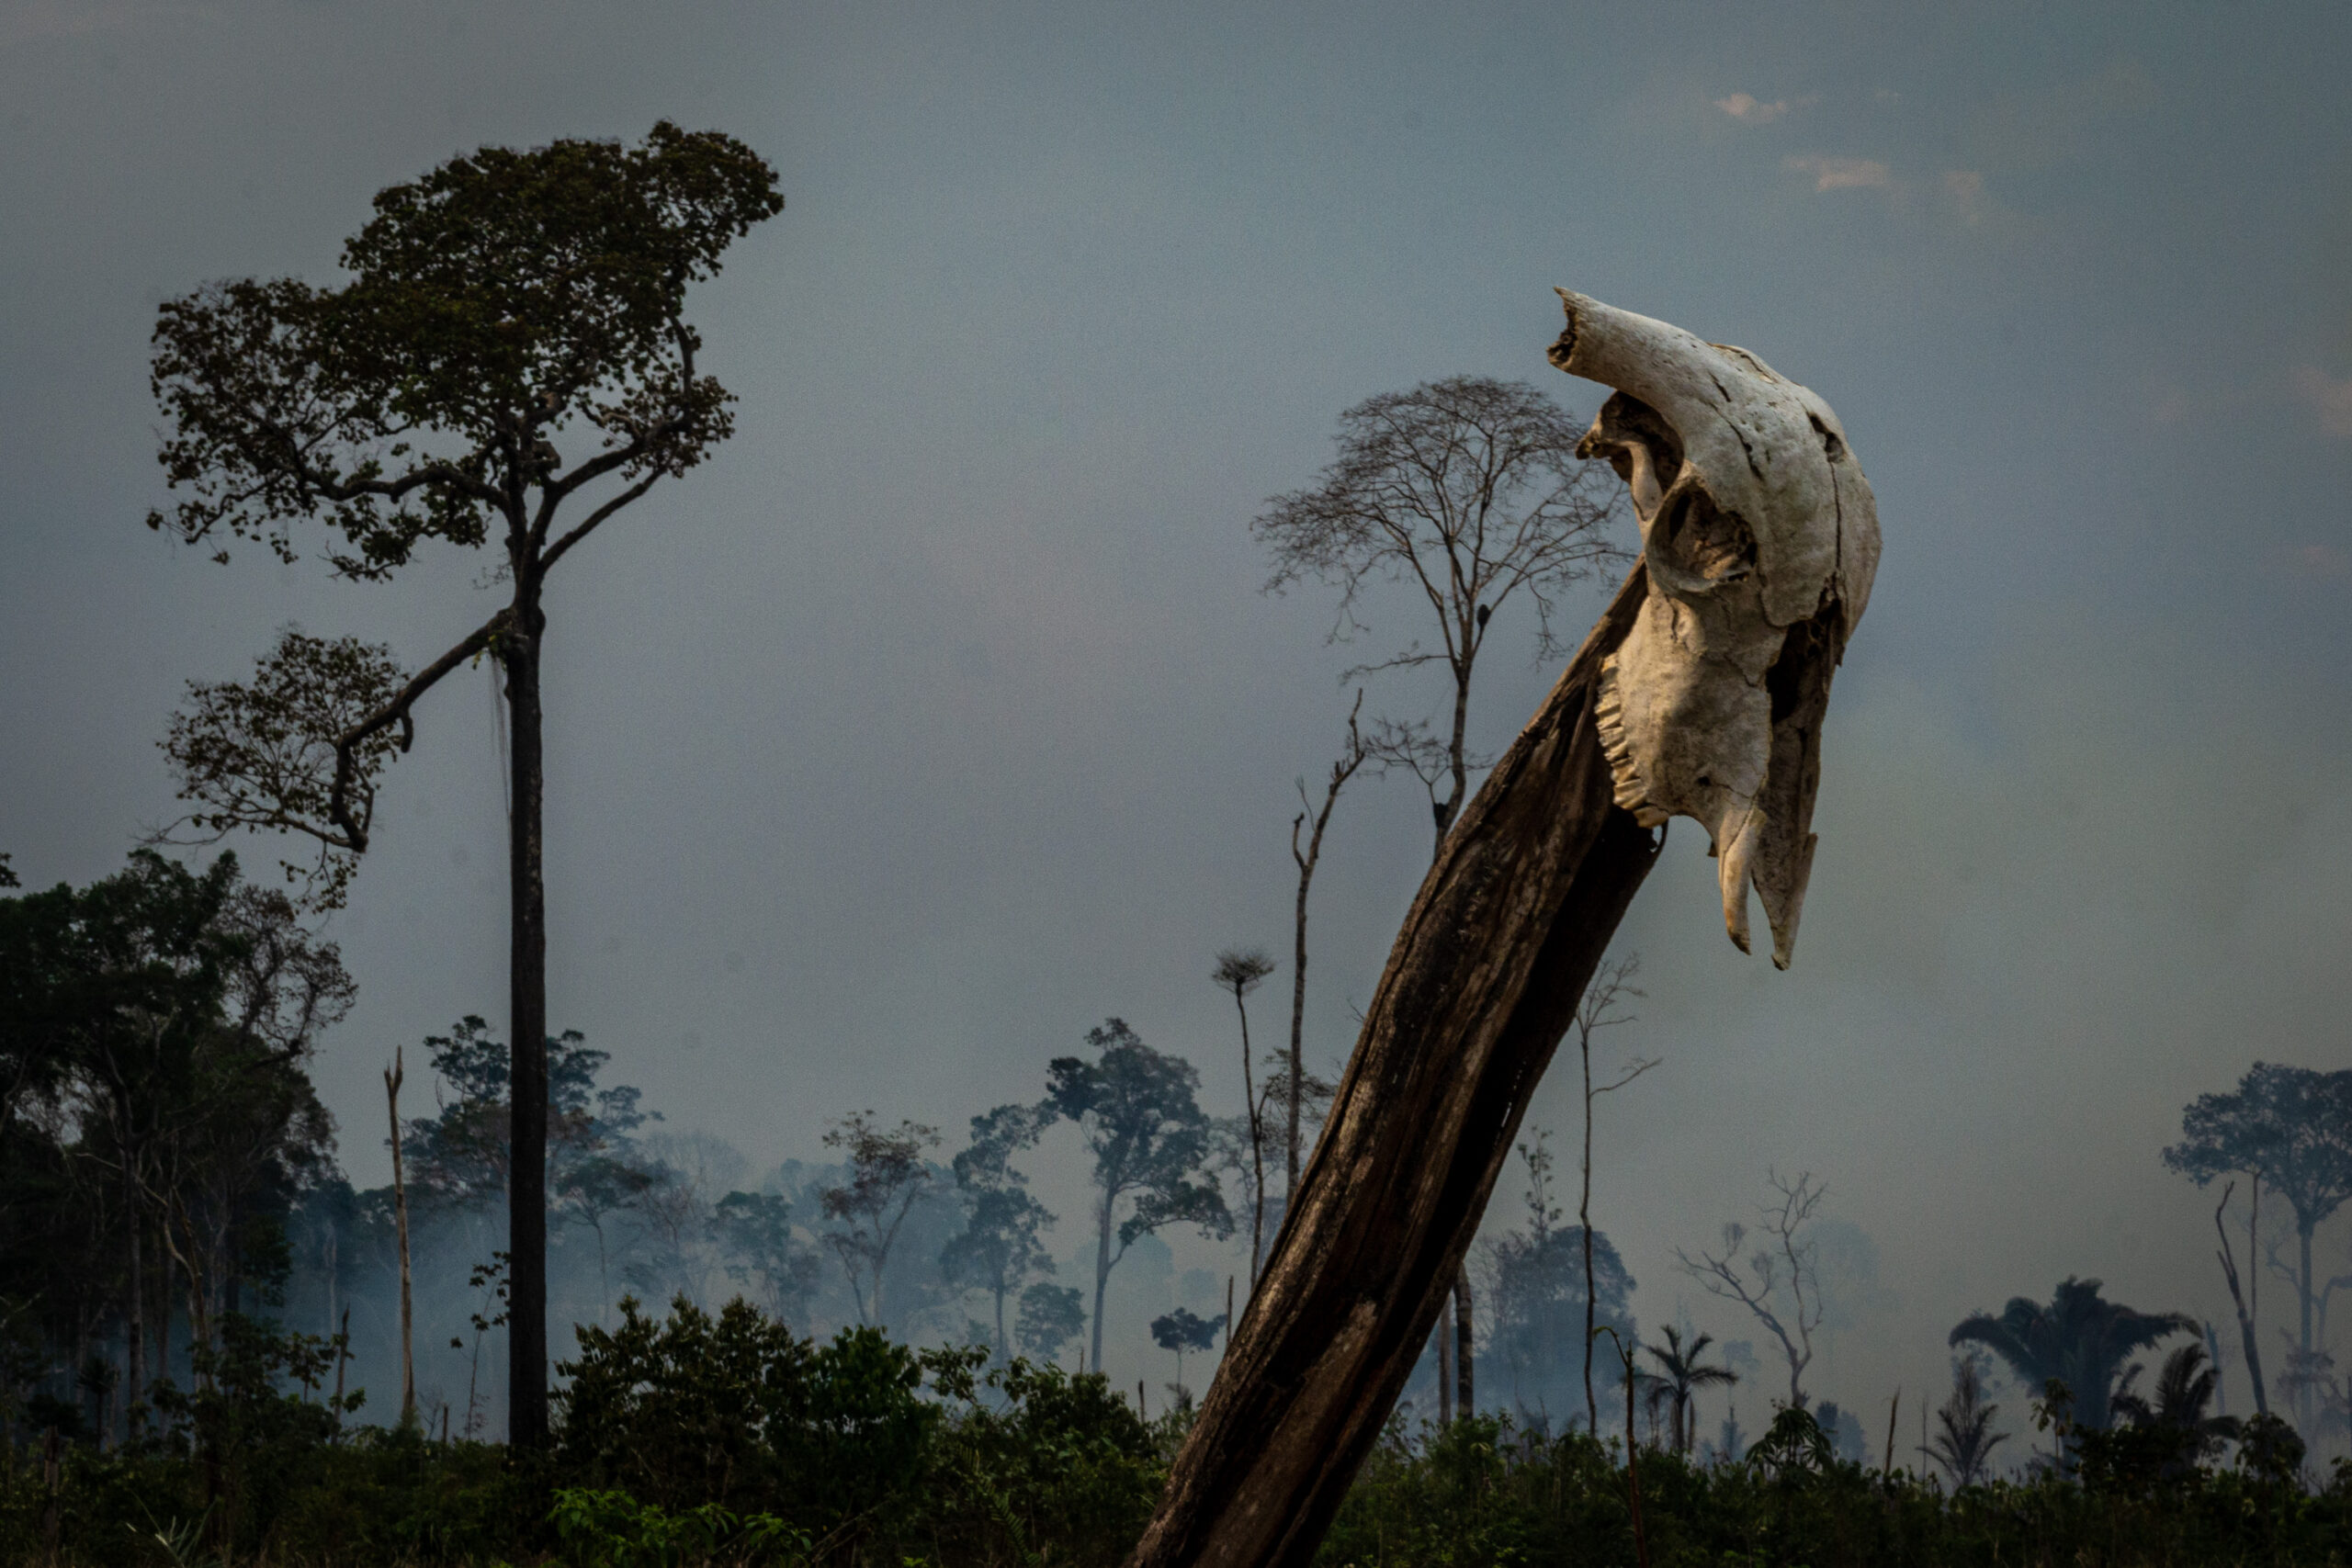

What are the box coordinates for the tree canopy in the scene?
[1044,1019,1230,1371]
[1949,1276,2193,1435]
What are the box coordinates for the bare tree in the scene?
[820,1112,941,1330]
[1572,954,1655,1434]
[1259,377,1626,1419]
[1679,1170,1829,1410]
[1255,376,1626,855]
[1213,950,1280,1282]
[1286,692,1372,1205]
[2213,1179,2269,1416]
[385,1047,415,1426]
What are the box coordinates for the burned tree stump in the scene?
[1126,292,1880,1568]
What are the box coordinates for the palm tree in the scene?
[1211,949,1278,1281]
[1923,1357,2009,1487]
[2113,1341,2240,1466]
[1642,1326,1738,1455]
[1949,1277,2194,1435]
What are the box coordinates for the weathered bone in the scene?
[1549,290,1880,967]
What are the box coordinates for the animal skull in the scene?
[1548,290,1880,968]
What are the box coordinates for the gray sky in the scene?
[6,0,2352,1416]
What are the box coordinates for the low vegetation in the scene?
[9,1298,2352,1566]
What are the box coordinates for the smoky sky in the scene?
[6,0,2352,1412]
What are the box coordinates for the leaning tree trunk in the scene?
[1126,566,1659,1568]
[1130,287,1882,1568]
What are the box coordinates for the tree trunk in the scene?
[1238,994,1265,1282]
[1092,1197,1114,1375]
[387,1049,415,1425]
[2299,1217,2315,1430]
[1581,1043,1599,1436]
[1127,567,1657,1568]
[124,1166,145,1435]
[1286,832,1316,1204]
[505,588,550,1451]
[1436,1315,1453,1426]
[156,1247,172,1397]
[1454,1275,1474,1416]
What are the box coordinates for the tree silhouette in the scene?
[1487,1131,1635,1430]
[1922,1355,2009,1487]
[1679,1170,1826,1411]
[1642,1326,1737,1456]
[1950,1277,2193,1435]
[3,851,347,1431]
[2163,1063,2352,1430]
[713,1190,818,1327]
[1018,1281,1088,1366]
[2113,1340,2239,1466]
[148,124,781,1447]
[1210,950,1277,1280]
[942,1102,1056,1359]
[819,1113,940,1330]
[1152,1306,1227,1397]
[1043,1019,1231,1372]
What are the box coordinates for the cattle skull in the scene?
[1548,290,1880,968]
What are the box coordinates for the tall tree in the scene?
[1210,951,1278,1282]
[1256,376,1625,1416]
[942,1103,1056,1358]
[1254,377,1625,853]
[1043,1019,1233,1373]
[819,1112,941,1331]
[2211,1179,2270,1416]
[2163,1063,2352,1430]
[1678,1170,1829,1411]
[148,124,783,1447]
[1571,954,1653,1434]
[1284,694,1369,1209]
[1949,1277,2193,1436]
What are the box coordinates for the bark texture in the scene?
[1126,563,1659,1568]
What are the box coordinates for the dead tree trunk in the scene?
[1129,291,1878,1568]
[386,1047,416,1426]
[1127,565,1658,1568]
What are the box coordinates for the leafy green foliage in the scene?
[550,1294,1154,1564]
[551,1488,810,1568]
[147,123,783,578]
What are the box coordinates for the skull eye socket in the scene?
[1654,488,1757,590]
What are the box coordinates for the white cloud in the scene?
[2292,366,2352,437]
[1716,92,1789,124]
[1784,155,1894,192]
